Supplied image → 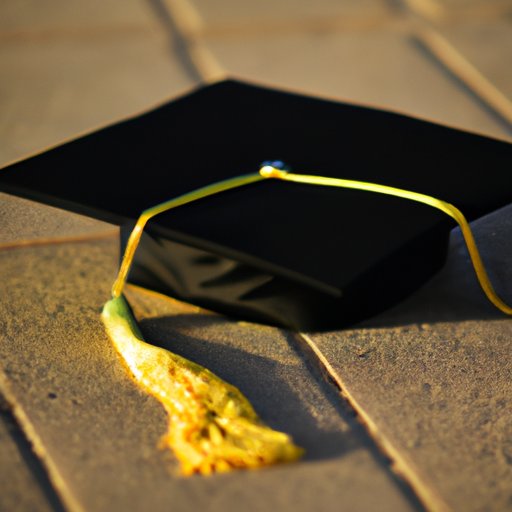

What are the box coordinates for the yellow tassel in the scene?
[102,296,303,475]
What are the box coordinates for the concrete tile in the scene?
[308,204,512,511]
[0,0,154,32]
[204,29,512,141]
[0,196,417,511]
[191,0,390,26]
[0,403,56,512]
[0,0,196,167]
[437,0,512,9]
[0,33,194,166]
[440,19,512,99]
[0,192,115,244]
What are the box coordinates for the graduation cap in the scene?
[1,79,512,331]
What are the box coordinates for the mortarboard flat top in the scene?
[1,79,511,330]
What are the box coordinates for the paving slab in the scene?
[0,194,418,511]
[0,400,57,512]
[439,19,512,100]
[0,192,115,245]
[191,0,391,27]
[203,29,512,141]
[0,0,153,33]
[437,0,512,9]
[307,204,512,512]
[0,0,195,166]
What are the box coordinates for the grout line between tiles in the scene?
[453,0,512,20]
[168,4,510,41]
[293,331,452,512]
[147,0,226,83]
[2,8,506,46]
[0,24,155,44]
[400,0,446,23]
[0,371,83,512]
[414,27,512,130]
[0,229,118,253]
[200,15,405,39]
[393,0,512,133]
[153,0,512,136]
[0,396,67,512]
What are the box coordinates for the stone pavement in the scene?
[306,204,512,511]
[1,1,512,511]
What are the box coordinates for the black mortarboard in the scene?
[1,79,511,331]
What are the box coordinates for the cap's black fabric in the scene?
[1,79,511,330]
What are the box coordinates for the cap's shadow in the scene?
[348,221,512,330]
[356,271,505,330]
[137,314,359,462]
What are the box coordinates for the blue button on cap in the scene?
[260,160,290,171]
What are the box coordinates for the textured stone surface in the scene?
[0,195,417,512]
[204,29,512,141]
[0,0,153,32]
[309,204,512,512]
[0,192,115,244]
[437,0,512,8]
[192,0,390,26]
[440,19,512,99]
[0,0,195,166]
[0,403,57,512]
